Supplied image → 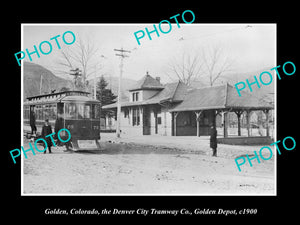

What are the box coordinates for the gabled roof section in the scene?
[225,84,273,109]
[144,81,188,104]
[129,73,164,91]
[102,81,188,109]
[170,84,227,111]
[170,83,273,112]
[172,81,189,102]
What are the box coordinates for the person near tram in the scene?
[42,119,53,154]
[30,108,37,135]
[210,125,218,157]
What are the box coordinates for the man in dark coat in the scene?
[42,119,53,153]
[210,125,217,157]
[30,109,37,135]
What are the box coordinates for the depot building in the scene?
[102,72,274,145]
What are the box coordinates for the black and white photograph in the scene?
[21,23,276,195]
[4,4,298,220]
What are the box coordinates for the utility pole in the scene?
[94,65,97,100]
[69,68,82,90]
[114,47,131,138]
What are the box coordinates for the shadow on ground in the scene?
[73,141,206,155]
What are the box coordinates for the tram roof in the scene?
[24,90,99,104]
[59,95,100,103]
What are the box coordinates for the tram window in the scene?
[37,105,42,120]
[35,106,39,120]
[41,106,44,120]
[65,103,76,119]
[23,108,26,119]
[92,104,100,119]
[48,104,56,120]
[57,103,64,119]
[57,103,64,115]
[23,106,30,119]
[92,105,95,118]
[84,104,91,118]
[77,104,84,119]
[52,104,57,120]
[44,105,49,120]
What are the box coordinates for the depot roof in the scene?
[169,83,273,112]
[103,79,273,111]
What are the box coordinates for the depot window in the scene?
[132,107,140,126]
[132,92,139,102]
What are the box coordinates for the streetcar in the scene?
[23,90,101,149]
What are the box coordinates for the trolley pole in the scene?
[114,48,130,138]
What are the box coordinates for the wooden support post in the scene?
[173,112,179,136]
[195,111,202,137]
[234,110,243,136]
[223,111,228,138]
[263,109,270,137]
[171,112,174,136]
[237,113,241,136]
[213,110,217,129]
[164,111,167,136]
[246,110,251,137]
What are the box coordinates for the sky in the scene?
[22,23,276,84]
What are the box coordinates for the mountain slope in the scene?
[23,62,73,98]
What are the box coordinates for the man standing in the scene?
[42,119,53,153]
[210,125,217,157]
[30,107,37,135]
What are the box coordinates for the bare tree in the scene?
[165,51,203,86]
[165,45,234,87]
[201,45,234,86]
[54,37,99,90]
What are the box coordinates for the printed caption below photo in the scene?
[45,208,258,216]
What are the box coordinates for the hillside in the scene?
[23,62,73,99]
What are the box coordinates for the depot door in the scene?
[143,106,151,135]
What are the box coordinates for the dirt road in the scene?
[22,136,275,195]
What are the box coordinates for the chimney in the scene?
[155,77,161,83]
